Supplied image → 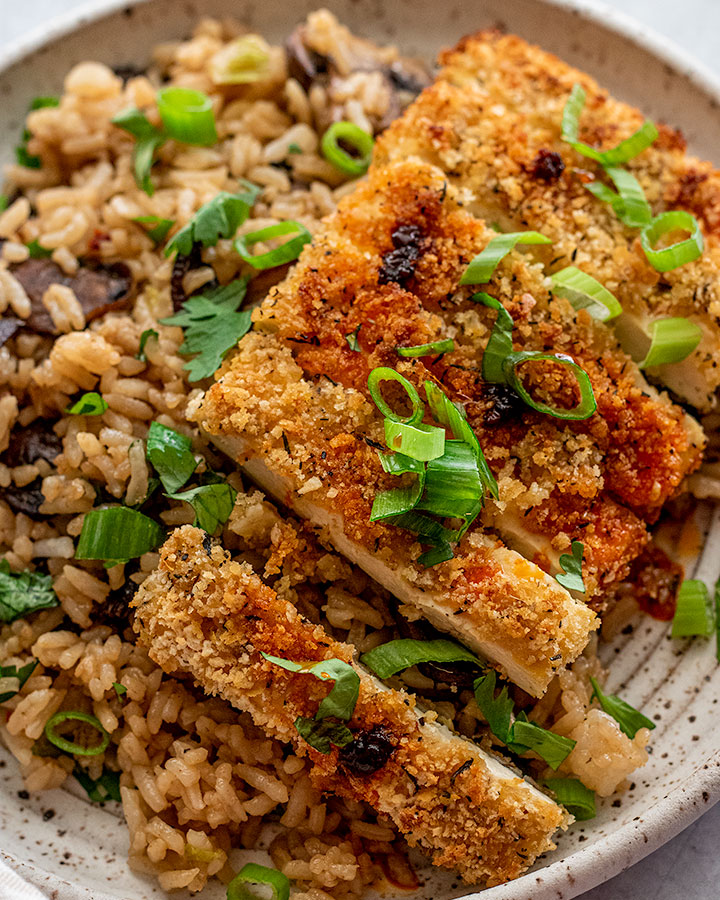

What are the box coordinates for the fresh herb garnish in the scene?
[584,166,652,228]
[15,96,60,168]
[397,338,455,357]
[361,637,483,680]
[26,239,53,259]
[472,292,597,420]
[0,660,38,703]
[160,279,253,381]
[321,121,374,176]
[589,676,655,739]
[112,108,166,196]
[156,86,218,146]
[561,83,658,167]
[549,267,622,322]
[0,561,58,624]
[235,220,312,270]
[345,324,362,352]
[261,653,360,753]
[637,317,703,369]
[136,328,158,362]
[460,231,551,285]
[226,863,291,900]
[474,670,576,768]
[671,579,714,639]
[112,682,127,699]
[287,142,302,154]
[44,710,110,757]
[0,196,8,212]
[556,541,586,593]
[75,507,165,567]
[66,392,108,416]
[640,210,704,273]
[544,777,596,820]
[73,766,121,803]
[133,215,174,245]
[167,483,237,534]
[716,577,720,663]
[166,184,260,257]
[146,421,198,493]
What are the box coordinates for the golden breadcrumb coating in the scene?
[133,526,568,886]
[375,30,720,409]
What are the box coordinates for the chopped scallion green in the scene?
[210,34,271,85]
[384,419,445,462]
[157,86,218,146]
[234,220,312,270]
[397,338,454,357]
[66,392,108,416]
[321,121,374,176]
[226,864,291,900]
[44,710,110,757]
[637,317,702,369]
[671,579,714,638]
[136,328,158,362]
[549,267,622,321]
[133,215,174,245]
[584,166,652,228]
[640,210,704,272]
[75,507,165,567]
[0,660,38,703]
[368,367,425,425]
[460,231,551,285]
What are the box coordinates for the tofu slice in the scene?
[195,331,597,697]
[132,526,568,886]
[374,30,720,410]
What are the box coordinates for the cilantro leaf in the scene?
[112,108,166,196]
[474,670,575,769]
[146,421,198,493]
[0,561,58,624]
[112,682,127,699]
[160,279,252,381]
[136,328,158,362]
[589,676,656,739]
[66,392,108,416]
[165,183,261,257]
[0,659,39,703]
[26,239,53,259]
[294,716,354,753]
[73,766,121,803]
[167,482,237,533]
[556,540,585,593]
[133,215,175,245]
[15,96,60,169]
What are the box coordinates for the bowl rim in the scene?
[1,2,719,899]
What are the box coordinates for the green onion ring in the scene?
[397,338,455,357]
[384,420,445,461]
[638,317,703,368]
[234,220,312,270]
[226,863,290,900]
[503,351,597,421]
[44,711,110,757]
[549,266,622,321]
[321,121,374,176]
[640,210,704,272]
[156,87,218,146]
[367,367,424,425]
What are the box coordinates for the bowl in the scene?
[1,2,720,899]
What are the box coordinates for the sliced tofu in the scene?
[374,30,720,411]
[133,526,568,886]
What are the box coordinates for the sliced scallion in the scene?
[133,215,174,245]
[562,83,658,166]
[210,34,271,85]
[75,507,165,567]
[361,638,483,680]
[584,166,652,228]
[640,210,704,272]
[638,317,702,369]
[44,710,110,757]
[715,577,720,663]
[384,419,445,462]
[157,86,218,146]
[226,863,291,900]
[544,777,596,820]
[471,292,514,382]
[66,392,108,416]
[671,579,713,638]
[397,338,454,357]
[234,220,311,270]
[415,441,484,518]
[459,231,551,286]
[321,121,374,176]
[549,267,622,321]
[368,367,424,425]
[0,660,38,703]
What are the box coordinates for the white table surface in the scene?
[3,2,720,899]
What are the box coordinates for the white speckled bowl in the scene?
[2,2,720,899]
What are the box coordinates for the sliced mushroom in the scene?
[5,419,62,467]
[11,259,133,335]
[0,317,23,348]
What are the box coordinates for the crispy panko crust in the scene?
[133,526,567,887]
[375,30,720,410]
[197,330,597,697]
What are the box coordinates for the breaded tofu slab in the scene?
[133,526,568,887]
[375,30,720,410]
[195,157,701,693]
